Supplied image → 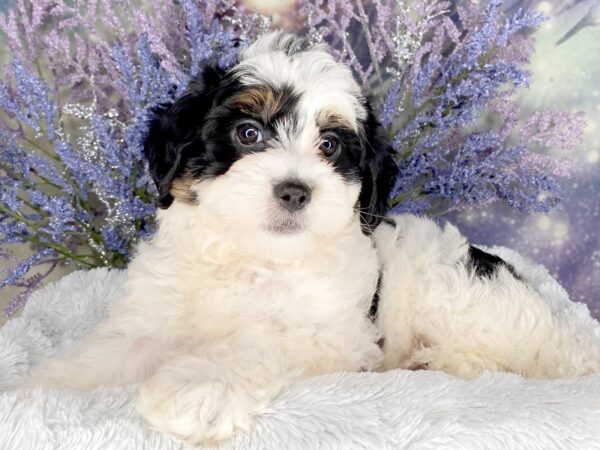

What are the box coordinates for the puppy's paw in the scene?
[407,346,492,379]
[137,375,257,445]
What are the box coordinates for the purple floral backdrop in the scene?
[0,0,598,319]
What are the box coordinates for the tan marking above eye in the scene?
[317,109,355,132]
[233,87,287,122]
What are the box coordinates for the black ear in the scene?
[358,105,397,233]
[143,66,225,208]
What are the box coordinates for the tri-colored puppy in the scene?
[24,32,600,446]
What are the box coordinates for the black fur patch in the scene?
[368,274,383,320]
[468,246,520,279]
[380,217,397,227]
[144,66,232,207]
[356,107,397,233]
[369,290,380,321]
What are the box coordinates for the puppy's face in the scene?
[145,33,395,260]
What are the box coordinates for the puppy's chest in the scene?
[185,250,379,330]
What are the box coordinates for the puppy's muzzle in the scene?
[274,180,311,212]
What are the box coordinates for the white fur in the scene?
[24,200,381,446]
[374,214,600,379]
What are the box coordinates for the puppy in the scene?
[23,32,600,446]
[24,32,396,445]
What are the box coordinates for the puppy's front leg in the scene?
[22,322,165,390]
[137,345,291,446]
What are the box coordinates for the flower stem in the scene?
[0,204,96,269]
[27,235,96,269]
[0,203,35,225]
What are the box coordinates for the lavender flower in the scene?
[0,248,54,290]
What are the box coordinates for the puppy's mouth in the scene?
[266,216,304,235]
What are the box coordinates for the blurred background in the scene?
[0,0,599,322]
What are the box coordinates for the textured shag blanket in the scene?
[1,248,600,450]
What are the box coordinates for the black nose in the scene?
[274,181,311,212]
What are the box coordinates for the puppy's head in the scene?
[145,32,396,259]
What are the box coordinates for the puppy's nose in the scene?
[274,181,311,212]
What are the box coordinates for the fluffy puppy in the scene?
[23,32,396,445]
[373,214,600,379]
[23,31,600,447]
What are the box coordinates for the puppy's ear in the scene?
[358,105,397,233]
[144,66,225,208]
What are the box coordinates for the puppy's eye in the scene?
[236,123,263,145]
[319,136,339,158]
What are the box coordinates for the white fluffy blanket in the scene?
[2,250,600,450]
